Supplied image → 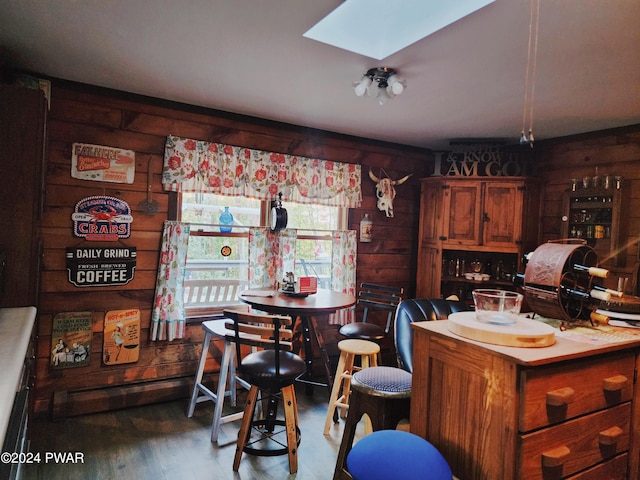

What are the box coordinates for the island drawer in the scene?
[519,351,634,432]
[519,402,630,480]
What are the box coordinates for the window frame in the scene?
[174,192,348,320]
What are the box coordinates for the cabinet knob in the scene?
[482,213,490,222]
[541,445,571,468]
[438,236,447,241]
[546,387,575,406]
[603,374,628,392]
[598,426,624,445]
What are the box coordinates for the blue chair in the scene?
[346,430,452,480]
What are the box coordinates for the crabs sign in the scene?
[72,196,133,241]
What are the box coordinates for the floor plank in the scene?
[23,384,367,480]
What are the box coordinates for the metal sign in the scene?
[71,196,133,241]
[432,146,535,177]
[66,247,136,287]
[71,143,136,184]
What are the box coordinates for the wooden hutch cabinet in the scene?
[416,176,541,300]
[560,184,625,268]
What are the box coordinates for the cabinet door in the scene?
[0,86,47,307]
[416,246,441,298]
[416,180,444,297]
[418,179,443,248]
[483,181,523,249]
[442,181,482,247]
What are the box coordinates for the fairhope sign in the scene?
[66,247,137,287]
[432,146,534,177]
[71,196,133,241]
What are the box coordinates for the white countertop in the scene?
[0,306,36,447]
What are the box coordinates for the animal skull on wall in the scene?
[369,169,412,218]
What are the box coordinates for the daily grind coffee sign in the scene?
[66,247,136,287]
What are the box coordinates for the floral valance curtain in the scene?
[163,135,362,208]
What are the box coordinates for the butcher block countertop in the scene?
[0,307,36,446]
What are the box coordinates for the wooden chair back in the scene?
[358,283,404,333]
[222,309,294,374]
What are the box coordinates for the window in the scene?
[179,193,346,317]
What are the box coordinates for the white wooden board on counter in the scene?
[447,311,556,348]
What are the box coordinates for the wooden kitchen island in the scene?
[410,319,640,480]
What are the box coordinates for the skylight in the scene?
[303,0,496,60]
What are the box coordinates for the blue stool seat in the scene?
[346,430,452,480]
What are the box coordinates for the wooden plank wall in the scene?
[34,80,430,416]
[534,125,640,285]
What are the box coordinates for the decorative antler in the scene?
[392,174,412,186]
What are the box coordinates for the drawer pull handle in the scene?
[603,375,628,391]
[546,387,575,406]
[541,446,571,468]
[599,426,624,445]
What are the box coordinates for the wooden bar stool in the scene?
[225,309,306,474]
[323,339,380,435]
[186,319,251,442]
[333,366,412,480]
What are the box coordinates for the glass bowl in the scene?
[472,289,523,325]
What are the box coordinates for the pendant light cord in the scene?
[522,0,540,142]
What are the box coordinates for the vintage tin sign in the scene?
[103,309,140,365]
[51,311,92,369]
[71,142,136,184]
[66,246,137,287]
[71,196,133,241]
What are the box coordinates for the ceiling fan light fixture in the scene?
[355,67,405,104]
[354,75,372,96]
[377,88,390,105]
[387,74,404,95]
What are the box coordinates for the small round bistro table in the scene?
[240,288,356,394]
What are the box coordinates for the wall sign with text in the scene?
[103,309,140,365]
[51,311,92,369]
[66,247,137,287]
[71,196,133,241]
[432,146,535,177]
[71,142,135,184]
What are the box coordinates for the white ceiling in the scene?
[1,0,639,150]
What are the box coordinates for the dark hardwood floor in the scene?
[23,384,369,480]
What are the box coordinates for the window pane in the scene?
[286,202,338,290]
[294,238,332,289]
[180,194,343,314]
[284,201,340,231]
[181,193,258,316]
[182,193,261,227]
